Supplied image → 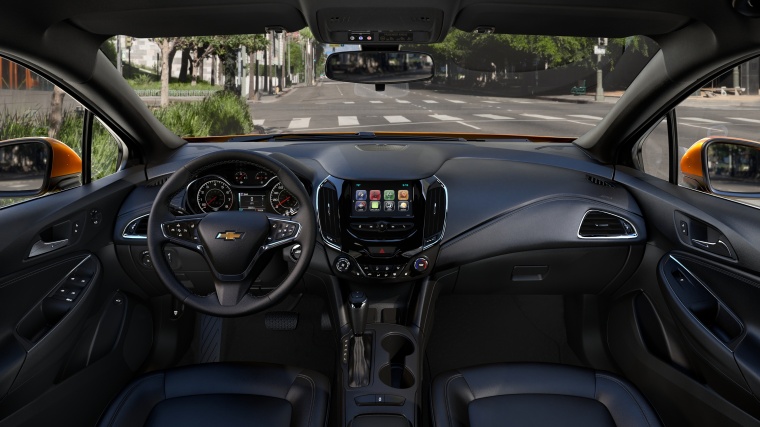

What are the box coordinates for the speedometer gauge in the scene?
[197,179,234,212]
[269,182,299,215]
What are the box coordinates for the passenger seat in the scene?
[432,363,661,426]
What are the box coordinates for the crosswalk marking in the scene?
[446,99,465,103]
[423,100,438,104]
[568,115,603,120]
[385,115,411,123]
[727,117,760,124]
[680,117,727,124]
[521,114,563,120]
[288,118,310,129]
[338,116,359,126]
[430,114,463,121]
[253,119,265,126]
[473,114,513,120]
[395,99,411,104]
[482,100,500,104]
[369,100,383,104]
[343,101,355,104]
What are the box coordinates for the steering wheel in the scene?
[147,150,316,316]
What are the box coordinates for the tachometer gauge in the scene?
[197,179,234,212]
[269,182,299,215]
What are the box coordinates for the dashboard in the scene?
[114,140,648,295]
[183,164,300,216]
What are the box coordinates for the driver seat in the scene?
[97,363,330,427]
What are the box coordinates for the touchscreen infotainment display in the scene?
[350,181,414,218]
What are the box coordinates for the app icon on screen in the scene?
[384,201,395,211]
[356,190,367,200]
[370,201,381,211]
[369,190,381,201]
[398,201,409,211]
[383,190,395,200]
[355,201,367,212]
[398,190,409,200]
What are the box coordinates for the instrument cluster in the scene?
[185,165,300,216]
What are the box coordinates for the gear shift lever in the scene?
[347,291,371,387]
[349,291,368,336]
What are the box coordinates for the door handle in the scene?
[691,238,732,258]
[29,239,69,258]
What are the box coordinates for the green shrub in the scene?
[152,90,252,137]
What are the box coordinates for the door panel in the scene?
[0,168,154,426]
[608,167,760,426]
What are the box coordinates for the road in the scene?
[250,82,760,143]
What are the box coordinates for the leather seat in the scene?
[432,363,661,427]
[98,363,329,427]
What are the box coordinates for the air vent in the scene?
[587,175,615,188]
[423,184,446,247]
[355,144,408,152]
[318,182,341,249]
[578,210,637,239]
[123,215,149,239]
[146,175,170,187]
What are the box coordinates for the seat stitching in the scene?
[103,374,161,427]
[296,373,317,427]
[443,373,464,427]
[596,373,652,427]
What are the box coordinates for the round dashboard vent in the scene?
[355,144,408,152]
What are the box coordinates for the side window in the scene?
[639,57,760,208]
[0,56,122,208]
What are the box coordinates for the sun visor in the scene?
[72,4,307,37]
[454,4,690,37]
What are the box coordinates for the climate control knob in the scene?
[335,257,352,273]
[413,257,429,272]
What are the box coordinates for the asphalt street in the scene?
[250,81,760,143]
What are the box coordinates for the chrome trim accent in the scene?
[577,209,638,240]
[422,176,448,250]
[316,176,342,251]
[122,213,150,240]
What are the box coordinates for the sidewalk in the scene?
[538,90,760,107]
[248,84,305,104]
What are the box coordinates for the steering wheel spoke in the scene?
[161,215,206,250]
[264,216,301,249]
[213,278,255,306]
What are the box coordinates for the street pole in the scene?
[116,36,122,76]
[281,33,286,90]
[595,37,606,102]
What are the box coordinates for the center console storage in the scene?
[343,324,419,426]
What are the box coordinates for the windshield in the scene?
[109,31,658,139]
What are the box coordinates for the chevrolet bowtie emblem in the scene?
[216,231,244,241]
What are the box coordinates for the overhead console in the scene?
[314,7,447,44]
[318,176,446,282]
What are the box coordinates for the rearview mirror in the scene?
[681,137,760,198]
[0,137,82,197]
[325,51,434,84]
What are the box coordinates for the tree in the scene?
[152,38,181,107]
[47,86,66,139]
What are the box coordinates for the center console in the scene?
[317,175,447,426]
[317,176,447,282]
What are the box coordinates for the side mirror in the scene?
[0,138,82,197]
[681,137,760,198]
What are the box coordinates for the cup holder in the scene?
[379,334,416,389]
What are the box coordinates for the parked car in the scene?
[1,0,760,426]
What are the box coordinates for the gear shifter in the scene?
[349,291,368,335]
[348,291,371,387]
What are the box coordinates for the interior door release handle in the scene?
[29,239,69,257]
[691,238,732,258]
